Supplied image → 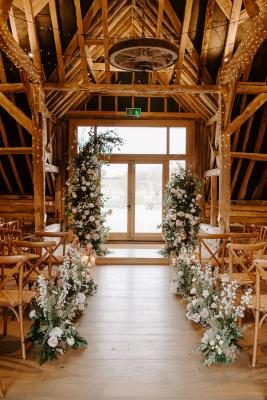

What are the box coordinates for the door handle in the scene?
[127,204,131,208]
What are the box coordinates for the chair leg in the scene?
[3,308,8,336]
[18,305,26,360]
[252,309,260,367]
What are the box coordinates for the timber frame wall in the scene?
[0,0,266,231]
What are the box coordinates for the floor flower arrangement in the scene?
[28,246,97,364]
[171,257,252,365]
[161,167,201,258]
[65,128,123,255]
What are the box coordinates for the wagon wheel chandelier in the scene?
[108,0,178,72]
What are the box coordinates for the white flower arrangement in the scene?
[28,247,97,364]
[65,128,123,255]
[170,255,197,299]
[186,264,220,326]
[161,167,201,257]
[199,275,252,366]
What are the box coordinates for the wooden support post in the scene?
[32,115,46,231]
[218,94,231,232]
[210,175,217,226]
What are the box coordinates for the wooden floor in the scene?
[1,265,267,399]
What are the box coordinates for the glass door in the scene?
[102,161,165,241]
[133,163,163,240]
[101,163,131,240]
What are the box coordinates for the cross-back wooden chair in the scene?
[35,231,70,265]
[198,233,229,270]
[230,232,259,244]
[0,229,22,255]
[6,221,20,230]
[0,255,35,360]
[247,259,267,367]
[0,240,5,256]
[227,242,266,286]
[9,239,57,284]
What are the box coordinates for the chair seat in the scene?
[25,269,59,281]
[226,272,254,284]
[0,289,36,307]
[248,294,267,311]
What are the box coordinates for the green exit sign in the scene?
[126,108,141,117]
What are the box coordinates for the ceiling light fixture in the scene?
[108,0,178,72]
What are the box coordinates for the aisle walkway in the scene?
[1,265,267,399]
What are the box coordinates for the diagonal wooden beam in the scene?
[101,0,111,83]
[0,159,12,192]
[242,0,259,17]
[0,116,24,192]
[49,0,65,82]
[226,93,267,135]
[252,164,267,199]
[150,0,164,85]
[223,0,243,61]
[0,92,35,135]
[0,0,13,21]
[174,0,194,84]
[74,0,89,83]
[23,0,42,72]
[198,0,215,83]
[237,104,267,198]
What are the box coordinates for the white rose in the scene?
[178,211,184,217]
[81,186,86,191]
[84,210,89,215]
[47,335,58,348]
[77,292,86,303]
[190,208,196,213]
[49,327,63,337]
[190,288,196,295]
[67,337,75,347]
[191,313,200,323]
[185,213,190,219]
[29,310,36,319]
[217,348,222,355]
[85,233,91,239]
[72,208,77,214]
[170,188,176,193]
[89,216,95,222]
[202,290,209,298]
[219,340,224,346]
[72,193,77,198]
[89,203,94,208]
[171,214,176,221]
[78,303,85,311]
[92,233,99,240]
[200,308,209,318]
[209,340,215,347]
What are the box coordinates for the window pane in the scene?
[135,164,162,233]
[169,160,186,177]
[97,126,167,154]
[78,126,93,147]
[169,127,186,154]
[101,164,128,232]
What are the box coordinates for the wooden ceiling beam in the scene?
[0,147,32,155]
[23,0,42,72]
[74,0,90,83]
[219,6,267,85]
[0,160,12,193]
[252,164,267,199]
[64,110,200,120]
[223,0,242,61]
[237,104,267,199]
[0,116,24,193]
[198,0,215,83]
[242,0,259,18]
[0,92,35,135]
[43,83,220,94]
[226,93,267,135]
[101,0,111,83]
[173,0,194,84]
[150,0,164,85]
[48,0,65,82]
[231,152,267,161]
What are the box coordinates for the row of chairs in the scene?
[198,230,267,367]
[0,227,70,359]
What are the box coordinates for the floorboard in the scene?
[1,265,267,399]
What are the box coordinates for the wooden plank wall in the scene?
[204,200,267,225]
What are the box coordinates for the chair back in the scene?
[230,232,259,244]
[0,255,26,300]
[198,233,229,269]
[35,231,70,264]
[9,239,56,280]
[228,242,266,277]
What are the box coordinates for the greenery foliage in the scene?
[28,247,97,364]
[65,128,123,255]
[161,167,201,257]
